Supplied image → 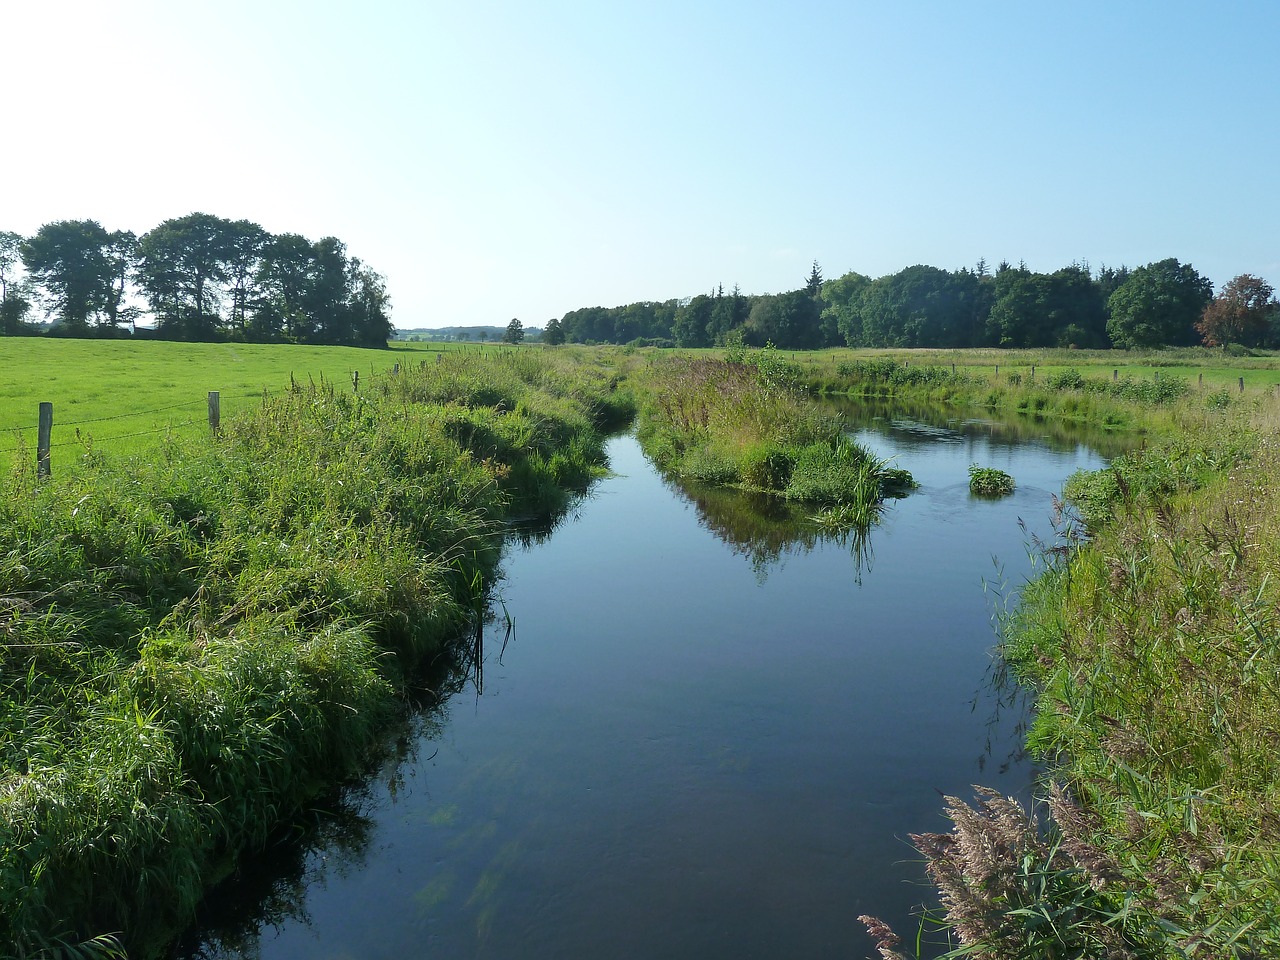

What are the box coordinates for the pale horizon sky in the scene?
[4,1,1277,330]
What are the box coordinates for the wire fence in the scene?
[0,396,217,470]
[3,358,413,472]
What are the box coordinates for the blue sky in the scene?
[4,0,1277,328]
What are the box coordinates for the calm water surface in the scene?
[178,410,1113,959]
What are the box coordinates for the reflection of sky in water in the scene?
[179,414,1121,960]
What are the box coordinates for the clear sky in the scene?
[4,0,1277,329]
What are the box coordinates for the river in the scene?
[176,407,1115,959]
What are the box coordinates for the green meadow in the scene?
[6,338,1280,957]
[0,340,499,469]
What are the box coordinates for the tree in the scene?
[543,316,566,345]
[744,289,821,349]
[223,220,268,335]
[252,233,314,341]
[503,317,524,343]
[805,260,823,296]
[346,262,393,346]
[1106,258,1212,349]
[819,270,871,346]
[858,265,985,348]
[101,230,139,333]
[0,232,32,334]
[985,263,1104,348]
[0,231,22,304]
[673,294,715,347]
[137,213,235,339]
[21,220,117,333]
[1196,274,1276,348]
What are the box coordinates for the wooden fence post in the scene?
[37,402,52,479]
[208,391,221,436]
[352,370,360,392]
[1240,377,1245,393]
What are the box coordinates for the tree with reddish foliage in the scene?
[1196,273,1276,348]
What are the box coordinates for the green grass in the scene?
[631,350,912,520]
[0,338,520,470]
[0,343,627,957]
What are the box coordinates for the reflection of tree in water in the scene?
[672,479,874,583]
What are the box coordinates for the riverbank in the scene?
[631,348,915,527]
[848,371,1280,956]
[0,349,632,957]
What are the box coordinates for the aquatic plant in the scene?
[968,464,1015,497]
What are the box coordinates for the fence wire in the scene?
[0,397,206,434]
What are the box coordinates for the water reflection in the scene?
[826,395,1136,460]
[173,400,1129,960]
[668,480,873,583]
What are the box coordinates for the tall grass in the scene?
[633,351,913,522]
[872,392,1280,958]
[0,348,627,956]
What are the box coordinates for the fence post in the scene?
[208,391,221,436]
[352,370,360,392]
[1198,373,1203,388]
[1240,377,1245,393]
[37,402,52,479]
[1114,369,1119,381]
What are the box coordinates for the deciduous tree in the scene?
[1106,258,1212,349]
[1196,274,1275,348]
[20,220,116,333]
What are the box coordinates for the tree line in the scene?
[554,259,1279,351]
[0,214,392,346]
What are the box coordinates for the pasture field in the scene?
[0,339,493,470]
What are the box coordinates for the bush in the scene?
[969,464,1015,497]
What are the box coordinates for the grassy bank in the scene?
[861,387,1280,956]
[0,347,631,957]
[632,348,914,527]
[0,338,518,469]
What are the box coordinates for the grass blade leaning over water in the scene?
[0,347,629,956]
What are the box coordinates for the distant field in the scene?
[6,339,1280,474]
[785,345,1280,384]
[0,338,482,470]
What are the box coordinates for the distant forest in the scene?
[550,260,1279,351]
[5,223,1277,353]
[0,215,391,347]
